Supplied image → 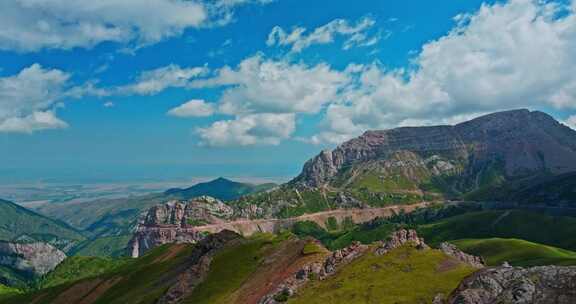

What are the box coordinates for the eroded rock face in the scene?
[0,241,66,277]
[448,266,576,304]
[375,229,429,255]
[294,110,576,189]
[143,196,234,226]
[129,199,427,257]
[129,196,235,257]
[440,243,485,268]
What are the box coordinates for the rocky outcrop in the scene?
[259,241,368,304]
[128,196,235,257]
[129,203,429,257]
[0,241,66,277]
[439,242,485,268]
[142,196,234,226]
[293,109,576,191]
[375,229,429,255]
[157,230,241,304]
[448,265,576,304]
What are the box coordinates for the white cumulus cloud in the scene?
[196,113,295,146]
[267,17,379,53]
[0,64,71,133]
[168,99,215,117]
[186,55,347,146]
[119,64,209,95]
[0,0,273,52]
[190,55,348,115]
[313,0,576,143]
[0,111,68,133]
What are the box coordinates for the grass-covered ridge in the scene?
[183,238,271,303]
[70,235,132,257]
[0,199,85,250]
[452,238,576,267]
[183,232,314,304]
[39,256,129,289]
[289,245,476,304]
[2,243,197,304]
[0,284,21,300]
[417,210,576,251]
[291,220,396,250]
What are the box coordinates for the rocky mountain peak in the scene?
[293,109,576,191]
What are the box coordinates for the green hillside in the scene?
[0,199,85,250]
[291,219,396,250]
[417,210,576,251]
[289,245,475,304]
[3,243,197,304]
[70,235,133,257]
[2,232,308,304]
[40,256,129,289]
[35,193,166,236]
[0,265,31,288]
[0,284,21,300]
[452,238,576,267]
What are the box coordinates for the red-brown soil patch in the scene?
[51,279,103,304]
[436,257,460,273]
[78,277,124,304]
[154,243,189,263]
[229,239,330,304]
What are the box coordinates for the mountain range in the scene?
[3,109,576,303]
[220,109,576,221]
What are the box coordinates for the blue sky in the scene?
[1,0,576,183]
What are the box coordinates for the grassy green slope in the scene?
[4,233,301,304]
[418,210,576,251]
[40,256,129,289]
[35,193,166,233]
[452,238,576,267]
[289,245,475,304]
[0,199,85,247]
[70,235,132,257]
[291,220,396,251]
[0,284,21,300]
[0,265,31,289]
[3,243,196,304]
[183,238,271,304]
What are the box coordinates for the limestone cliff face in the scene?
[129,199,429,257]
[293,109,576,192]
[142,196,234,226]
[448,265,576,304]
[128,196,234,258]
[0,241,66,277]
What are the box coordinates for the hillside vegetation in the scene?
[289,245,475,304]
[40,256,130,289]
[417,210,576,251]
[70,235,133,257]
[4,243,197,304]
[452,238,576,267]
[0,199,85,250]
[0,284,21,300]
